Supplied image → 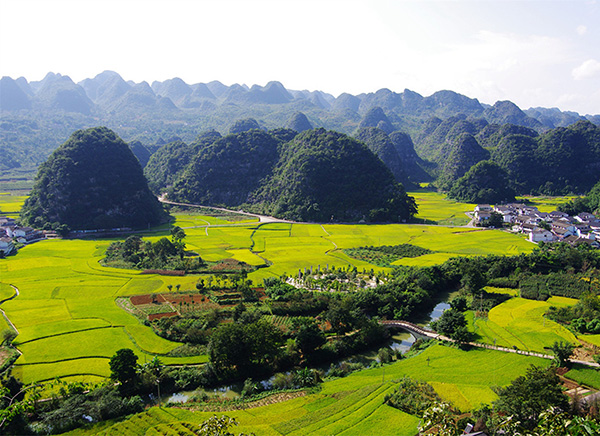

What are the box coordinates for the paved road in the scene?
[158,197,293,224]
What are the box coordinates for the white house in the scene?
[0,237,14,255]
[529,228,555,243]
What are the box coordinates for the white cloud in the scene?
[572,59,600,80]
[577,25,588,35]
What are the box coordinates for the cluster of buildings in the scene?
[0,216,45,256]
[474,204,600,247]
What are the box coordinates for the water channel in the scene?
[165,299,453,404]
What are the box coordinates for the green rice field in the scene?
[408,190,476,225]
[515,195,578,213]
[0,191,535,384]
[67,344,549,436]
[467,295,579,353]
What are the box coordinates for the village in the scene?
[474,203,600,248]
[0,216,46,256]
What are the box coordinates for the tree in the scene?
[487,211,504,228]
[430,309,469,341]
[109,348,139,387]
[1,329,17,346]
[551,341,575,367]
[494,365,569,430]
[418,402,461,436]
[197,415,256,436]
[292,318,326,358]
[170,225,186,259]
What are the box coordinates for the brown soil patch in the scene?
[148,311,178,321]
[181,390,308,412]
[576,339,599,362]
[0,347,12,368]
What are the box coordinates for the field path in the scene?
[0,285,20,334]
[382,320,600,369]
[158,197,293,224]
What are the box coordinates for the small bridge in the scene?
[380,320,447,341]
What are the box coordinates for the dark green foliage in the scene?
[145,140,200,193]
[254,128,417,222]
[292,317,326,357]
[492,121,600,195]
[109,348,139,386]
[448,160,515,204]
[519,272,591,300]
[208,319,283,376]
[551,341,574,367]
[493,365,569,430]
[344,244,432,267]
[104,233,202,271]
[384,377,442,416]
[170,129,281,206]
[546,292,600,331]
[437,134,490,190]
[38,387,144,434]
[20,127,166,230]
[430,308,471,341]
[355,127,415,188]
[128,140,152,168]
[559,179,600,215]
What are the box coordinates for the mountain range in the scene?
[1,70,599,200]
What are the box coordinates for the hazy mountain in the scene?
[358,107,395,134]
[525,107,586,129]
[483,101,543,131]
[0,76,32,110]
[229,118,263,134]
[286,112,313,132]
[33,73,94,115]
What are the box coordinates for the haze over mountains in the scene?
[1,70,599,203]
[2,71,598,124]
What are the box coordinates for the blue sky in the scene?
[1,0,599,114]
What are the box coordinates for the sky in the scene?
[1,0,599,114]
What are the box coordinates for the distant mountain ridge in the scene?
[1,70,599,199]
[2,71,597,124]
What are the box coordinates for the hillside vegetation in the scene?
[20,127,166,231]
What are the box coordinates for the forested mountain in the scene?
[250,129,417,222]
[20,127,166,230]
[1,71,599,202]
[2,71,597,173]
[148,127,417,223]
[448,160,516,204]
[169,129,284,206]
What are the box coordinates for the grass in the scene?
[407,190,476,226]
[69,344,549,435]
[468,296,579,353]
[0,194,535,386]
[515,195,578,213]
[565,364,600,389]
[0,193,28,218]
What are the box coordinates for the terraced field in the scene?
[467,295,579,353]
[68,345,549,436]
[0,193,28,219]
[409,190,476,225]
[0,190,539,384]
